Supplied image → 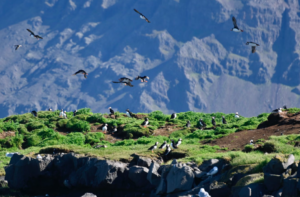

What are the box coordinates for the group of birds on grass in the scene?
[148,138,182,156]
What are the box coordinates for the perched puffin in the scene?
[14,45,22,51]
[171,113,177,119]
[246,42,259,53]
[27,29,43,39]
[102,124,108,134]
[112,81,134,87]
[222,116,227,124]
[134,9,150,23]
[112,126,117,135]
[199,119,207,128]
[272,108,282,113]
[282,105,287,110]
[126,109,134,118]
[73,110,77,116]
[163,144,171,156]
[48,108,52,111]
[171,139,178,149]
[159,141,167,150]
[186,120,191,128]
[94,145,107,149]
[135,76,149,82]
[176,138,182,147]
[148,142,158,153]
[231,17,243,32]
[249,139,254,145]
[235,112,239,118]
[73,70,88,78]
[211,117,216,126]
[109,107,114,115]
[31,110,37,117]
[141,117,149,128]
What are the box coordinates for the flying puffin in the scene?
[109,107,114,115]
[211,117,216,126]
[163,144,171,156]
[159,141,167,150]
[141,117,149,128]
[199,119,207,128]
[135,76,149,82]
[246,42,259,53]
[231,17,243,32]
[170,139,178,149]
[118,77,132,83]
[27,29,43,40]
[31,110,37,117]
[186,120,191,128]
[73,70,88,78]
[148,142,158,153]
[222,116,227,124]
[14,45,22,51]
[171,113,176,119]
[112,81,134,87]
[134,9,150,23]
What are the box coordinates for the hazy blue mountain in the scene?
[0,0,299,118]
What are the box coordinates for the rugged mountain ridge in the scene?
[0,0,299,118]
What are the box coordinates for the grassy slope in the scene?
[1,108,300,176]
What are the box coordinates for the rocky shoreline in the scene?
[2,153,300,197]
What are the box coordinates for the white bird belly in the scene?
[140,15,144,19]
[248,43,257,46]
[233,29,241,32]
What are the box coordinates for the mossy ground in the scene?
[0,108,299,177]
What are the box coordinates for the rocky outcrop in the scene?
[5,154,300,197]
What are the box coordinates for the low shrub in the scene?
[66,118,91,132]
[244,144,254,153]
[85,132,104,145]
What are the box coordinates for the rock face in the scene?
[6,154,300,197]
[1,0,300,117]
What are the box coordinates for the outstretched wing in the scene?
[84,73,87,78]
[36,35,43,39]
[144,16,150,23]
[127,82,134,87]
[27,29,34,34]
[14,45,19,50]
[232,17,238,28]
[134,9,142,15]
[251,46,256,53]
[73,70,85,75]
[135,76,141,80]
[112,81,122,83]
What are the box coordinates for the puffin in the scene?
[199,119,207,128]
[246,42,259,53]
[118,77,132,83]
[73,70,88,78]
[134,9,150,23]
[135,76,149,82]
[211,117,216,126]
[109,107,114,115]
[171,113,177,119]
[272,108,282,113]
[141,117,149,128]
[235,112,240,118]
[48,108,52,111]
[148,142,158,153]
[112,81,134,87]
[176,138,182,147]
[102,124,108,134]
[94,145,107,149]
[231,17,243,32]
[170,139,178,149]
[159,141,167,150]
[31,110,37,117]
[163,144,171,156]
[73,110,77,116]
[222,116,227,124]
[186,120,191,128]
[14,45,22,51]
[126,109,134,118]
[249,139,254,145]
[27,29,43,39]
[283,105,287,110]
[112,126,117,135]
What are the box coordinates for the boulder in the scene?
[156,165,172,195]
[166,165,195,193]
[147,161,161,187]
[209,181,230,197]
[282,178,299,197]
[137,157,153,168]
[199,159,219,171]
[273,188,282,197]
[235,173,264,187]
[264,173,282,192]
[220,164,256,186]
[234,183,264,197]
[128,166,150,188]
[263,155,294,175]
[81,193,97,197]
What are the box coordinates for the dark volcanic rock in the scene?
[263,155,294,175]
[166,165,195,193]
[282,178,299,197]
[128,166,150,188]
[264,173,282,192]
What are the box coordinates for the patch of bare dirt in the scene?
[153,124,184,136]
[207,111,300,151]
[0,131,15,139]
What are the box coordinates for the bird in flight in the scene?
[112,81,134,87]
[14,45,22,51]
[73,70,88,78]
[27,29,43,40]
[134,9,150,23]
[231,17,243,32]
[246,42,259,53]
[135,76,149,83]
